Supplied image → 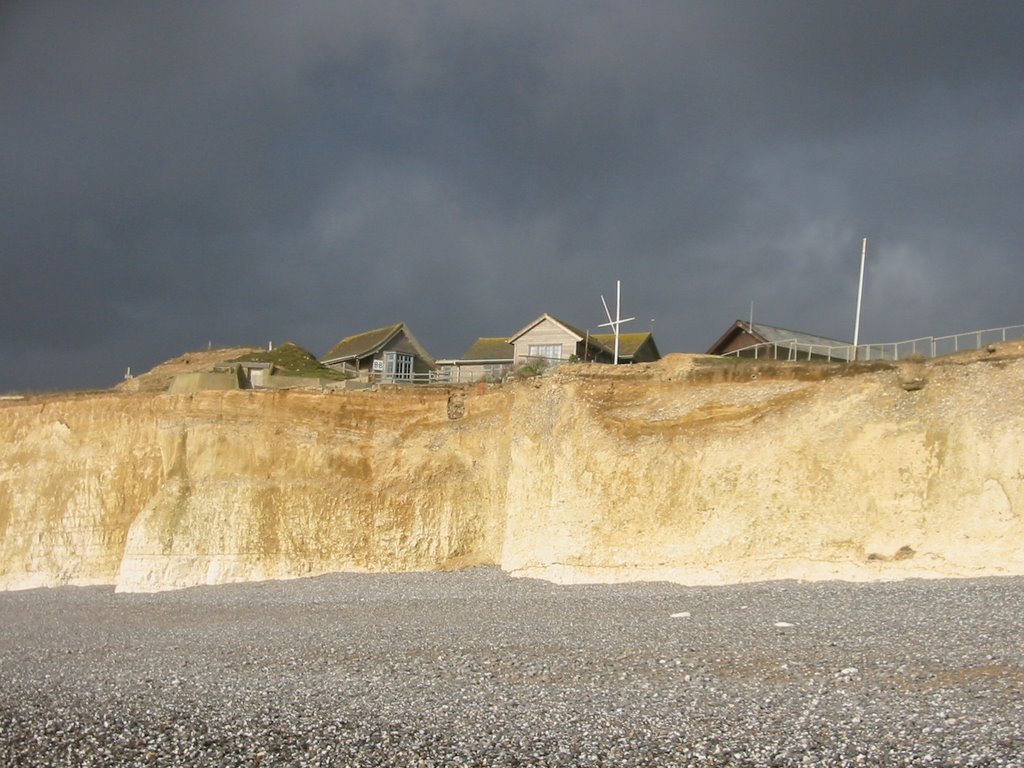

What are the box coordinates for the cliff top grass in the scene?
[228,342,351,380]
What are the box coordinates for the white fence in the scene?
[723,324,1024,363]
[443,355,583,384]
[373,369,452,385]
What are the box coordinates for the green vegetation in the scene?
[513,357,550,378]
[229,343,352,380]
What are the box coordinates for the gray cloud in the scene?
[2,0,1022,390]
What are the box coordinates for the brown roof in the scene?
[322,324,403,363]
[458,337,514,361]
[591,332,659,359]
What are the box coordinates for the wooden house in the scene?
[508,313,615,367]
[708,320,852,361]
[322,323,437,382]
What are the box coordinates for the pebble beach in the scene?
[1,568,1022,767]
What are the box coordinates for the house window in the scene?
[528,344,562,362]
[383,351,414,381]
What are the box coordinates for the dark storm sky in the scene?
[2,1,1022,391]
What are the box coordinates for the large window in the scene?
[383,351,414,381]
[528,344,562,362]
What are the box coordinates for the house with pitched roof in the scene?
[707,320,853,361]
[438,313,661,383]
[507,313,614,367]
[322,323,437,382]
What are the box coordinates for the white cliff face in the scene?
[501,354,1024,585]
[2,347,1023,593]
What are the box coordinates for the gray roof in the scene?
[749,322,849,349]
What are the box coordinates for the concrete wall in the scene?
[167,370,244,394]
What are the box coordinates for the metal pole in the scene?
[852,238,867,361]
[614,280,621,364]
[599,280,634,365]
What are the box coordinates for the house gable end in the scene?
[707,321,767,355]
[507,313,585,344]
[384,326,436,371]
[510,314,588,365]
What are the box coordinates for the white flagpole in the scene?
[852,237,867,361]
[614,280,621,364]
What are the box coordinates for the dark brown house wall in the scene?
[576,340,613,363]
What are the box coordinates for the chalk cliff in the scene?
[2,346,1023,592]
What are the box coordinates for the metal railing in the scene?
[723,323,1024,363]
[515,354,572,368]
[442,364,514,384]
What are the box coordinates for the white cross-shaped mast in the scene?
[599,280,635,364]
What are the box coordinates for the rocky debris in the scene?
[2,569,1023,767]
[447,391,466,419]
[898,361,927,391]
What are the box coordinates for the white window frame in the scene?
[383,351,414,381]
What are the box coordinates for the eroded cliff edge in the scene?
[2,348,1022,592]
